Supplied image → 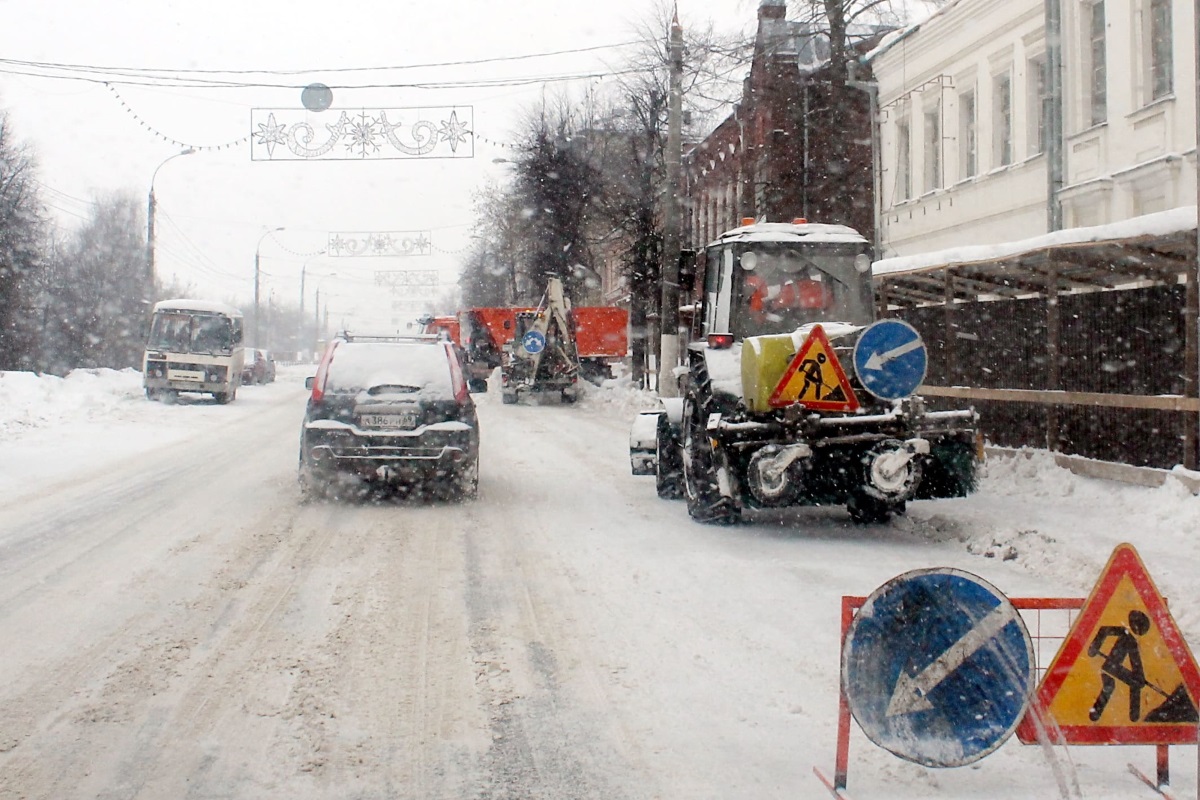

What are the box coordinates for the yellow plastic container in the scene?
[741,333,799,413]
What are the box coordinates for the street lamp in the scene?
[312,273,342,356]
[253,226,285,347]
[299,254,331,359]
[146,148,196,296]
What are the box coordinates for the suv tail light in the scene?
[445,342,469,404]
[310,340,340,404]
[707,333,735,350]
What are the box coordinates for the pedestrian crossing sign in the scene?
[768,325,859,412]
[1016,543,1200,745]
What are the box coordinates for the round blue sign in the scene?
[853,320,927,401]
[842,568,1034,768]
[521,330,546,355]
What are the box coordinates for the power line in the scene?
[2,64,631,90]
[0,40,644,79]
[0,55,647,91]
[157,211,247,281]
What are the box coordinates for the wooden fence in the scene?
[896,285,1195,469]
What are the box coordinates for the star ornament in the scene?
[254,113,288,157]
[438,110,471,153]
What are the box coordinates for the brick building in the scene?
[684,0,879,249]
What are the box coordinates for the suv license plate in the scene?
[360,413,418,430]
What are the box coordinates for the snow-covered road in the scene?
[0,368,1197,799]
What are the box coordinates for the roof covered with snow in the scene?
[153,298,243,317]
[873,206,1198,306]
[710,221,869,248]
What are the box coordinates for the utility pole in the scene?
[658,8,685,397]
[253,227,284,348]
[1044,0,1065,232]
[146,148,195,300]
[1189,0,1200,470]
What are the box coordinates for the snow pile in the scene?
[0,368,144,438]
[577,367,663,416]
[905,447,1200,642]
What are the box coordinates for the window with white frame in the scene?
[1148,0,1173,100]
[959,89,977,179]
[1028,55,1048,156]
[1087,1,1107,125]
[895,116,912,202]
[993,71,1013,167]
[923,102,942,192]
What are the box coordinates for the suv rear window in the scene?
[324,342,454,398]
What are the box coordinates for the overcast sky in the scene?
[1,1,944,335]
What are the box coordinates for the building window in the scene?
[993,71,1013,167]
[923,102,942,192]
[1028,56,1048,156]
[895,118,911,201]
[959,90,977,179]
[1149,0,1173,100]
[1088,1,1107,125]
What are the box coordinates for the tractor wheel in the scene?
[682,393,740,525]
[655,415,684,500]
[847,490,901,524]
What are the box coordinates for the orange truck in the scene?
[454,305,629,392]
[419,315,461,345]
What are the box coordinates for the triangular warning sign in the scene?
[1016,543,1200,745]
[767,325,859,412]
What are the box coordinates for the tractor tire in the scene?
[682,393,740,525]
[501,389,518,405]
[847,490,901,524]
[655,415,684,500]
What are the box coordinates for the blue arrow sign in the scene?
[842,568,1034,768]
[521,330,546,355]
[852,320,927,401]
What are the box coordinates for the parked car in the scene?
[241,348,268,385]
[298,334,479,501]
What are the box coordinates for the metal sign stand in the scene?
[815,595,1187,798]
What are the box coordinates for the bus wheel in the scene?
[214,388,236,404]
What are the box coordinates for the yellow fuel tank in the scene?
[740,333,799,413]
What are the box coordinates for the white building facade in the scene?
[870,0,1197,259]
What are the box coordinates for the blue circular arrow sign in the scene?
[853,320,927,401]
[521,330,546,355]
[842,568,1034,768]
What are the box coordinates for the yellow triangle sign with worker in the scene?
[768,325,859,412]
[1016,543,1200,745]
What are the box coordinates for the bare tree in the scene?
[44,192,148,371]
[0,110,48,371]
[508,95,605,303]
[589,5,749,385]
[458,7,749,384]
[461,178,527,307]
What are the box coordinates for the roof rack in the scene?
[337,331,441,343]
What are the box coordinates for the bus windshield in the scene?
[148,312,235,355]
[731,242,873,338]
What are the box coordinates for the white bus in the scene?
[143,299,246,403]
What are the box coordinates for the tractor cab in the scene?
[694,219,874,343]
